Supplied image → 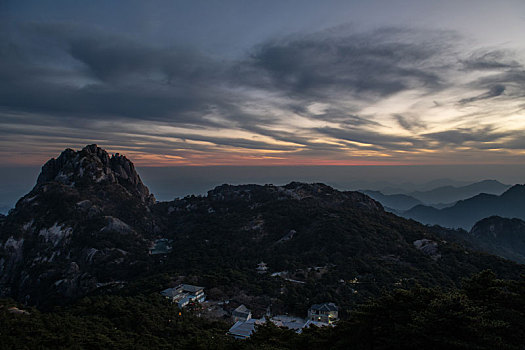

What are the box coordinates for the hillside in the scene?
[469,216,525,264]
[2,270,525,349]
[0,145,523,316]
[402,185,525,230]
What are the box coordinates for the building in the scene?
[271,315,306,332]
[307,302,338,324]
[256,261,268,274]
[160,284,206,308]
[227,303,338,340]
[228,319,265,339]
[232,304,252,322]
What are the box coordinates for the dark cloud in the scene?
[461,51,525,102]
[246,29,447,100]
[462,50,522,71]
[459,84,506,104]
[472,71,525,99]
[393,114,426,131]
[0,22,239,127]
[422,127,511,145]
[315,126,424,150]
[1,21,525,164]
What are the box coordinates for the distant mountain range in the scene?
[407,180,510,205]
[360,190,422,211]
[362,180,511,212]
[401,185,525,230]
[376,178,473,195]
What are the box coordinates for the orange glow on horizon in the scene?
[2,145,525,168]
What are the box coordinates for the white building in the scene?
[161,284,206,308]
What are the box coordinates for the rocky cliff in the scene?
[37,144,154,205]
[0,145,156,306]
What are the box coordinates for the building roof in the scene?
[232,304,251,317]
[228,319,261,338]
[309,302,338,312]
[181,284,204,293]
[303,320,333,328]
[271,315,306,331]
[161,284,204,299]
[160,287,180,298]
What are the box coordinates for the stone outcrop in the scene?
[0,145,156,306]
[37,144,154,205]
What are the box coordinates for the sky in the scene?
[1,0,525,169]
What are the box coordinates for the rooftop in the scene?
[232,304,251,317]
[310,302,338,312]
[181,284,204,293]
[228,319,263,339]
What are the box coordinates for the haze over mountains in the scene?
[361,179,525,234]
[406,180,511,205]
[402,185,525,230]
[362,179,510,211]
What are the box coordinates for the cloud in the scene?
[459,84,506,104]
[1,21,525,165]
[461,50,522,71]
[245,28,449,101]
[0,22,240,127]
[393,114,426,131]
[421,127,511,145]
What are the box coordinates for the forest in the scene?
[2,270,524,350]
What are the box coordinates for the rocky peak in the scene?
[470,216,525,239]
[36,144,154,205]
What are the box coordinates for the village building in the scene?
[227,314,334,340]
[307,302,339,324]
[232,304,252,322]
[227,303,339,340]
[271,315,307,332]
[160,284,206,308]
[228,319,264,339]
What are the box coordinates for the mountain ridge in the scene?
[402,185,525,230]
[407,179,510,204]
[0,145,523,312]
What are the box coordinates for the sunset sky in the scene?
[1,0,525,166]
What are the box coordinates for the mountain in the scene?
[0,145,523,313]
[377,178,472,195]
[469,216,525,264]
[402,185,525,230]
[360,190,422,211]
[408,180,510,205]
[0,145,157,305]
